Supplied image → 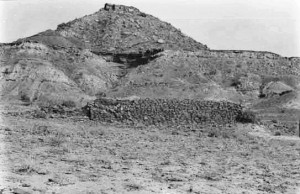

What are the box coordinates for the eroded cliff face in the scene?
[1,42,299,107]
[107,50,300,106]
[0,42,123,105]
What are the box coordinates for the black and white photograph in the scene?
[0,0,300,193]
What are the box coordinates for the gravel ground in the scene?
[0,105,300,194]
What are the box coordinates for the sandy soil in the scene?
[0,104,300,194]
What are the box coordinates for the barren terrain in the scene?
[0,103,300,194]
[1,3,300,194]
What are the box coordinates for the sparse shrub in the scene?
[124,183,143,191]
[62,100,76,108]
[4,127,11,131]
[89,128,105,137]
[220,131,232,139]
[31,124,51,136]
[13,155,44,175]
[62,141,73,153]
[48,132,65,147]
[207,128,220,137]
[34,110,47,119]
[201,172,221,181]
[274,131,281,136]
[229,76,241,87]
[95,91,106,98]
[258,93,266,98]
[226,69,232,74]
[205,69,217,76]
[207,127,235,138]
[20,93,30,103]
[14,164,36,174]
[251,145,260,150]
[236,110,257,123]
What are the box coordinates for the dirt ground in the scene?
[0,103,300,194]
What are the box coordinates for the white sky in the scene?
[0,0,299,57]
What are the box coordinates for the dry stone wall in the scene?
[85,98,243,126]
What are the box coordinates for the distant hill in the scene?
[0,3,299,108]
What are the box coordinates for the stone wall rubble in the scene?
[85,98,244,126]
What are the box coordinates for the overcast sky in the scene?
[0,0,299,57]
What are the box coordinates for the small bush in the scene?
[14,164,36,174]
[34,110,47,119]
[274,131,281,136]
[124,183,143,191]
[205,69,217,76]
[95,91,106,98]
[230,77,241,87]
[31,125,51,136]
[62,100,76,108]
[236,110,257,123]
[207,129,219,137]
[48,132,65,147]
[20,93,30,103]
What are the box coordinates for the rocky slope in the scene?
[108,50,300,107]
[15,3,208,67]
[0,3,208,105]
[1,3,300,108]
[0,42,122,106]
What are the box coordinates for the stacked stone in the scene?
[85,98,243,126]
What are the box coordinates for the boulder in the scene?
[157,39,165,44]
[262,81,294,97]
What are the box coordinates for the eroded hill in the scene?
[0,42,122,106]
[108,50,300,108]
[0,3,299,109]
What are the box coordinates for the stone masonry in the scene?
[85,98,243,126]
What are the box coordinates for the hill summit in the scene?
[18,3,208,66]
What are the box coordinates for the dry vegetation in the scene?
[0,104,300,194]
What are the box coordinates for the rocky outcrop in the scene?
[261,81,294,97]
[85,98,244,126]
[94,48,163,67]
[104,3,116,11]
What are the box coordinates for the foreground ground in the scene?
[0,103,300,194]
